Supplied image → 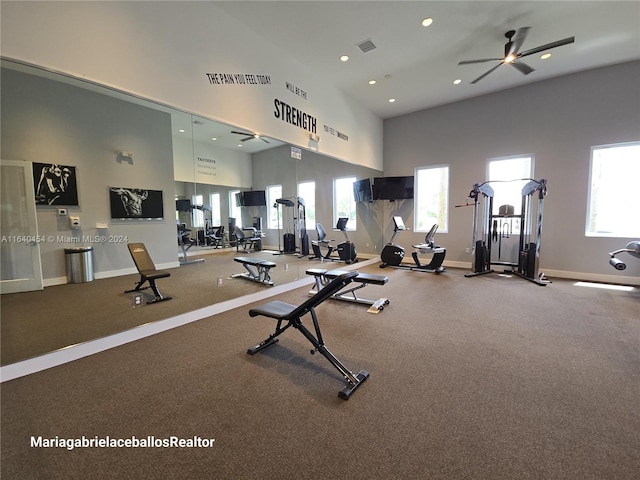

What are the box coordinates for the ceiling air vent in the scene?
[192,120,206,126]
[356,38,376,53]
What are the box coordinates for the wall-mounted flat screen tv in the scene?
[373,176,414,200]
[353,178,373,203]
[175,199,192,212]
[242,190,267,206]
[109,187,164,219]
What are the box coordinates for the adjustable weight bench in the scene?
[125,243,172,304]
[307,268,389,308]
[232,256,277,286]
[247,270,369,400]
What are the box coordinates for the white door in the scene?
[1,159,44,293]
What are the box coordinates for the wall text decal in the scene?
[274,98,317,134]
[206,73,272,85]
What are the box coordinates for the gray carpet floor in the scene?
[1,266,639,479]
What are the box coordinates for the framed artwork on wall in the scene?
[109,187,164,220]
[33,163,79,206]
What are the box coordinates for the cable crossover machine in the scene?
[463,178,551,286]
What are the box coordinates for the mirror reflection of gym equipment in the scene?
[464,178,550,285]
[273,197,309,257]
[608,241,640,270]
[176,198,206,265]
[379,216,446,273]
[310,217,357,264]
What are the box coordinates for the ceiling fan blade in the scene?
[240,136,253,142]
[471,63,503,84]
[459,58,502,65]
[230,130,251,136]
[260,137,270,143]
[511,61,534,75]
[508,27,531,56]
[518,36,575,58]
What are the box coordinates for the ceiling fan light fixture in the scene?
[504,54,516,63]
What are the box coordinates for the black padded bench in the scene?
[233,257,277,286]
[247,271,369,399]
[125,243,172,304]
[306,268,388,307]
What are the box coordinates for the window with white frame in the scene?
[298,181,316,231]
[415,165,449,232]
[210,192,221,227]
[487,155,533,234]
[334,176,356,230]
[266,184,282,230]
[192,194,204,228]
[229,190,242,228]
[586,142,640,237]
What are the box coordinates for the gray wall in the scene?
[383,61,640,280]
[1,68,178,280]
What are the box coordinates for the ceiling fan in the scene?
[458,27,575,84]
[230,130,270,143]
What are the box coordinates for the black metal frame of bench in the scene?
[247,270,369,400]
[306,268,388,307]
[232,256,276,286]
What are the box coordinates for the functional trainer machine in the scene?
[247,271,369,399]
[274,197,309,256]
[379,216,446,273]
[464,178,550,285]
[608,241,640,270]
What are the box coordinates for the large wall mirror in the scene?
[0,58,383,367]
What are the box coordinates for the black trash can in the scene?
[64,246,94,283]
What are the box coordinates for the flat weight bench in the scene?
[247,270,369,400]
[307,268,389,308]
[125,243,172,304]
[232,257,277,286]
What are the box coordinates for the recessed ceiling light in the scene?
[211,137,217,141]
[453,79,462,85]
[541,53,552,60]
[388,98,396,103]
[340,55,349,62]
[237,144,243,147]
[422,17,433,27]
[368,80,376,85]
[179,129,185,133]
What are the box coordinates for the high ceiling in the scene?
[217,1,640,119]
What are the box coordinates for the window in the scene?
[266,184,282,230]
[415,165,449,232]
[334,176,356,230]
[210,192,221,227]
[586,142,640,237]
[487,155,533,234]
[298,181,316,230]
[229,190,241,228]
[192,194,204,228]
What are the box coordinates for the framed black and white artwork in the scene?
[33,163,79,206]
[109,187,164,220]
